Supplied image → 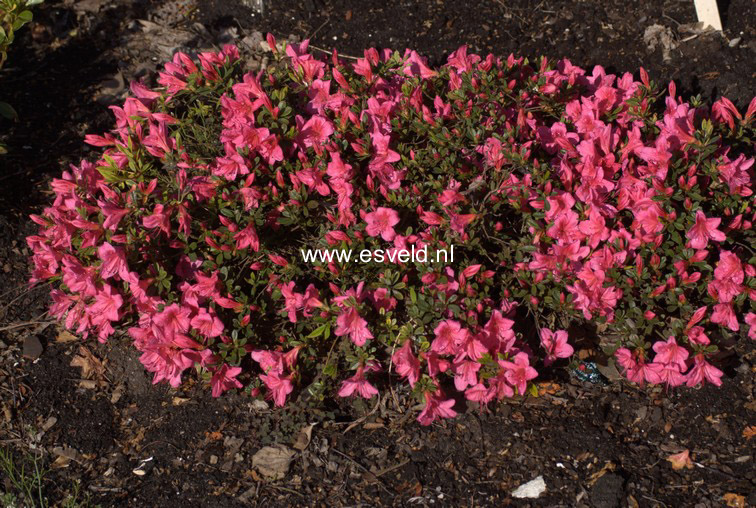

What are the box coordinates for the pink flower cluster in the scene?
[27,35,755,425]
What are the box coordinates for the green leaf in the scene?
[306,324,327,339]
[0,101,18,120]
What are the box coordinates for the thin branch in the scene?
[0,318,54,333]
[308,44,360,61]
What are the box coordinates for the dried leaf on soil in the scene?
[172,396,190,406]
[55,329,79,343]
[292,423,316,451]
[587,461,616,486]
[252,445,296,480]
[722,493,746,507]
[667,450,693,470]
[69,346,107,387]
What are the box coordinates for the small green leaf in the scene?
[0,101,18,120]
[306,324,327,339]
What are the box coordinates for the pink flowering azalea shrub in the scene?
[27,35,756,425]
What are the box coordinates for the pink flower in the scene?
[392,340,421,387]
[210,363,243,397]
[297,115,334,152]
[190,307,225,338]
[710,251,745,304]
[251,350,284,373]
[213,153,248,181]
[652,336,689,370]
[431,320,466,355]
[654,363,687,387]
[259,370,294,406]
[234,223,260,252]
[307,79,341,113]
[97,242,129,280]
[280,282,321,323]
[713,250,745,283]
[130,318,206,388]
[89,283,123,323]
[327,151,354,181]
[616,348,662,385]
[686,354,723,387]
[153,303,192,339]
[540,328,574,366]
[370,287,397,312]
[547,210,581,244]
[98,200,129,231]
[417,391,457,426]
[711,303,739,331]
[403,50,437,79]
[464,383,495,404]
[142,204,172,237]
[685,306,708,330]
[338,364,380,399]
[335,307,373,346]
[578,208,610,248]
[687,326,710,346]
[717,154,753,197]
[423,350,451,377]
[458,332,487,361]
[481,310,516,353]
[452,355,481,391]
[499,352,538,395]
[448,212,476,235]
[746,313,756,340]
[686,210,725,249]
[143,121,175,158]
[365,207,400,241]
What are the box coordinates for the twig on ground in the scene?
[308,17,330,40]
[0,318,54,333]
[308,44,360,61]
[374,458,410,478]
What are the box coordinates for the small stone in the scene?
[41,416,57,431]
[238,486,256,503]
[23,336,43,359]
[511,475,546,499]
[728,37,741,48]
[209,455,218,465]
[591,472,625,508]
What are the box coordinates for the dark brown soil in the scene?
[0,1,754,507]
[200,0,756,105]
